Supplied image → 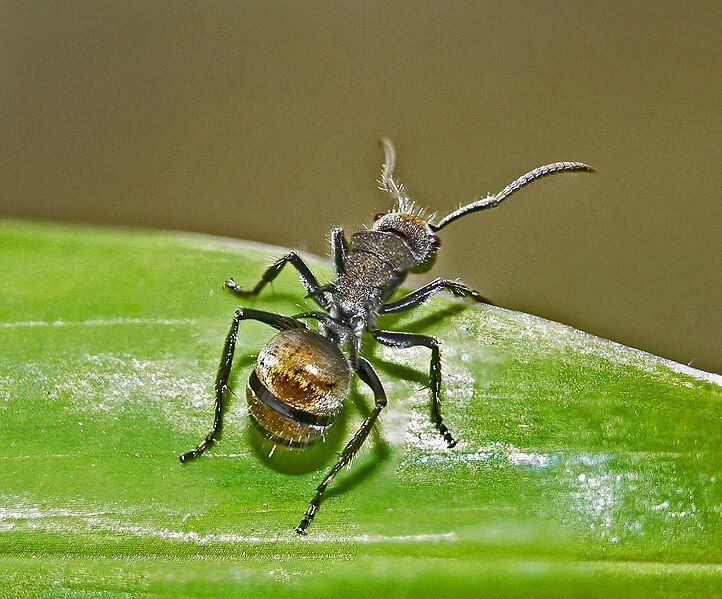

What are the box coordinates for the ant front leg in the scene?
[179,308,304,463]
[296,357,387,535]
[225,252,329,310]
[381,277,493,314]
[372,329,457,448]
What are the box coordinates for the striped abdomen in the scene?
[246,329,351,448]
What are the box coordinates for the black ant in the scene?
[179,139,593,534]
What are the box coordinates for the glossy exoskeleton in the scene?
[180,139,593,534]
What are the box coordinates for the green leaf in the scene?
[1,220,720,597]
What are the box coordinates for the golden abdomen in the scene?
[247,329,351,447]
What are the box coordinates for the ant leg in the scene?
[179,308,304,463]
[330,228,347,275]
[381,277,493,314]
[225,252,329,310]
[296,357,387,535]
[372,329,456,448]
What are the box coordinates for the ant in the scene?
[179,139,593,534]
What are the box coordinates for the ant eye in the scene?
[373,212,385,221]
[432,234,442,247]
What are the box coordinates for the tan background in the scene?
[2,2,720,373]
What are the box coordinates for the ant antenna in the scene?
[431,161,594,232]
[378,137,412,211]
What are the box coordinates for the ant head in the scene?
[372,209,441,272]
[374,138,441,271]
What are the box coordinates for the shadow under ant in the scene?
[246,375,392,482]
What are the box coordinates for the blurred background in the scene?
[2,1,719,373]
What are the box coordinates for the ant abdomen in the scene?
[246,329,351,448]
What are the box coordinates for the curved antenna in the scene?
[378,137,413,211]
[431,161,594,231]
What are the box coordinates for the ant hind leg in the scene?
[295,357,387,534]
[179,308,304,462]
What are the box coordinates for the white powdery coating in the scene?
[0,497,137,534]
[404,409,452,453]
[507,450,552,469]
[89,522,457,545]
[406,440,635,543]
[0,317,198,329]
[480,309,722,387]
[0,500,456,545]
[564,456,701,541]
[0,506,120,520]
[569,471,620,536]
[46,353,250,441]
[662,360,722,385]
[0,375,15,404]
[408,441,562,470]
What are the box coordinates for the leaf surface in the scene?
[0,220,720,597]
